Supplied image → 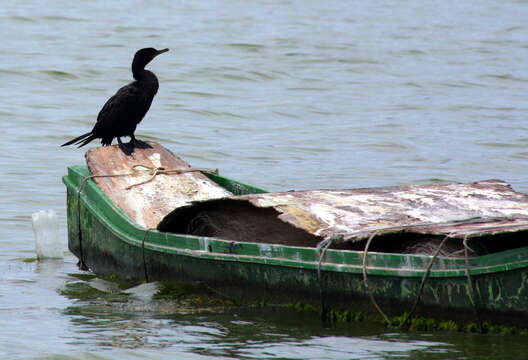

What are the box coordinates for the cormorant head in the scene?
[132,47,169,72]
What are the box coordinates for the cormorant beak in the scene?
[154,48,169,57]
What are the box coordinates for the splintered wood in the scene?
[159,179,528,243]
[85,142,231,228]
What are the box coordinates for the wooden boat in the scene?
[63,143,528,327]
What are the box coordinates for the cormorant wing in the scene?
[91,81,144,135]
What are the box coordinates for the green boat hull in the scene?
[63,166,528,326]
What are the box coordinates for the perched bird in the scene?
[61,47,169,154]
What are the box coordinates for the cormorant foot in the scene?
[118,142,134,156]
[131,139,152,149]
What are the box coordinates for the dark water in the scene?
[2,0,528,358]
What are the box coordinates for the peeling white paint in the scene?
[199,237,210,252]
[234,180,528,241]
[148,153,162,168]
[259,244,273,257]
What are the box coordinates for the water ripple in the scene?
[10,15,33,22]
[479,74,527,82]
[174,91,232,98]
[41,15,86,22]
[40,70,79,80]
[225,43,266,52]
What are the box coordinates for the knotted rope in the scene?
[463,235,483,330]
[79,164,219,193]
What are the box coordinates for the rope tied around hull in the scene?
[142,229,152,283]
[79,164,219,192]
[361,231,393,325]
[316,234,342,321]
[463,235,483,330]
[399,234,452,327]
[359,232,483,329]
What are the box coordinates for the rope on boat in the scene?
[361,231,393,325]
[316,235,338,278]
[316,234,340,321]
[75,176,94,271]
[80,164,219,190]
[399,234,482,330]
[142,229,152,283]
[315,215,524,326]
[124,165,219,189]
[463,235,483,330]
[400,234,451,327]
[318,231,450,325]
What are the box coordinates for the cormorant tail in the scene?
[61,132,93,147]
[77,134,98,148]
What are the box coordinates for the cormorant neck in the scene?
[132,65,147,80]
[132,55,152,80]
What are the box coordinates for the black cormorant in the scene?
[61,47,169,154]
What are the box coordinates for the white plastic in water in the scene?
[31,210,63,259]
[123,282,160,300]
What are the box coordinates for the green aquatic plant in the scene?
[61,270,528,336]
[286,302,317,312]
[390,316,527,335]
[60,281,108,300]
[68,273,97,281]
[154,281,198,299]
[100,274,137,290]
[327,309,365,323]
[481,322,518,335]
[466,322,482,333]
[408,317,438,332]
[153,281,236,308]
[437,320,460,332]
[252,299,268,307]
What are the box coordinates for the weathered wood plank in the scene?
[86,142,231,228]
[160,179,528,243]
